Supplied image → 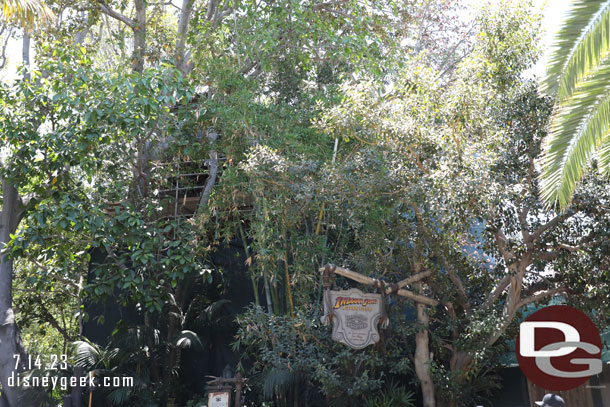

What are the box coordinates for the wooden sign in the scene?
[208,391,230,407]
[321,288,387,349]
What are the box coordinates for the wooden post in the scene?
[71,366,83,407]
[234,373,243,407]
[206,374,247,407]
[88,371,94,407]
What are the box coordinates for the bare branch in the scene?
[205,0,219,21]
[406,145,430,174]
[99,2,135,28]
[213,6,233,27]
[104,244,129,272]
[482,274,510,309]
[516,137,536,244]
[0,25,14,70]
[396,288,438,306]
[517,287,567,309]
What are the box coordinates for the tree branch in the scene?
[312,0,349,10]
[517,287,567,309]
[104,244,129,272]
[482,274,510,309]
[530,210,575,242]
[24,255,82,296]
[0,25,13,70]
[516,138,536,244]
[198,129,219,210]
[535,230,596,261]
[98,2,135,28]
[437,254,469,309]
[33,295,74,342]
[175,0,195,73]
[493,227,515,262]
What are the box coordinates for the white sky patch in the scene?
[525,0,574,79]
[0,32,30,82]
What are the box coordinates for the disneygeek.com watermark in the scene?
[7,354,134,391]
[8,373,134,391]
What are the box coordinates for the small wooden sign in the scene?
[321,288,387,349]
[208,391,230,407]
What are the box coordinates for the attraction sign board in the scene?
[208,391,230,407]
[321,288,387,349]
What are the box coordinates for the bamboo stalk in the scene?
[263,272,273,313]
[284,258,294,317]
[238,220,259,307]
[271,281,280,315]
[284,227,295,317]
[315,138,339,235]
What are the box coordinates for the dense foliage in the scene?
[0,0,609,407]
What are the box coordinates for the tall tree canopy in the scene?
[0,1,608,407]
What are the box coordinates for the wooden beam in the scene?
[396,289,438,306]
[319,264,438,306]
[320,265,376,286]
[395,270,432,289]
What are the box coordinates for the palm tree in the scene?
[1,0,54,28]
[540,0,610,209]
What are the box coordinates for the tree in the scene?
[235,2,610,406]
[5,0,606,406]
[540,0,610,209]
[0,0,447,405]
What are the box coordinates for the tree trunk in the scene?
[132,0,146,73]
[413,282,435,407]
[21,34,30,81]
[437,350,474,407]
[0,181,30,407]
[175,0,194,74]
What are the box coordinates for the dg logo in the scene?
[516,305,603,391]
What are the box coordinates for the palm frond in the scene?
[553,3,610,102]
[175,329,203,350]
[543,0,609,95]
[262,368,305,402]
[73,340,103,369]
[107,386,132,406]
[111,325,155,348]
[541,1,610,208]
[541,91,610,208]
[1,0,55,28]
[596,129,610,172]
